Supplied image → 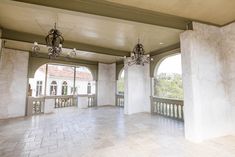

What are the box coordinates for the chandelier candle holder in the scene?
[126,40,152,66]
[32,41,40,55]
[68,48,77,58]
[45,23,64,58]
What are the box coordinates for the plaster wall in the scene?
[124,61,151,115]
[180,22,235,142]
[0,48,29,119]
[97,63,116,106]
[221,22,235,131]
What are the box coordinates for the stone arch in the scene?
[76,66,94,81]
[152,53,183,99]
[150,49,180,77]
[28,56,97,81]
[118,68,124,80]
[153,53,181,78]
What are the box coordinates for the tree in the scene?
[117,78,124,94]
[154,73,183,100]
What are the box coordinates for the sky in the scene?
[157,54,182,75]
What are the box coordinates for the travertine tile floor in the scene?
[0,106,235,157]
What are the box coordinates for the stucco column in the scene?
[124,59,151,115]
[97,63,116,106]
[0,48,29,119]
[180,22,234,142]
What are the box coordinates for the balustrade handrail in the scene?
[29,96,45,100]
[116,94,124,107]
[27,96,45,115]
[151,96,183,105]
[28,94,97,115]
[116,94,124,97]
[32,94,95,99]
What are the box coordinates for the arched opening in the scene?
[116,68,125,107]
[29,64,46,97]
[29,64,96,97]
[152,54,184,121]
[153,54,183,100]
[117,68,124,94]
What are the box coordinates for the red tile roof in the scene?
[38,65,93,81]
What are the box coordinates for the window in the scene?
[36,81,43,96]
[117,69,124,94]
[50,81,57,95]
[87,82,91,94]
[61,81,68,95]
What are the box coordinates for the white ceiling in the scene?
[0,1,182,54]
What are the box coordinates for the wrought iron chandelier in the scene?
[45,23,64,58]
[32,23,78,58]
[126,40,152,66]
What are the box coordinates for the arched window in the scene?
[154,54,183,100]
[36,81,43,96]
[117,68,124,94]
[29,64,46,97]
[87,82,91,94]
[61,81,68,95]
[50,81,57,95]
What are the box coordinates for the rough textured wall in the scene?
[0,48,29,119]
[97,63,116,106]
[221,22,235,130]
[181,22,234,142]
[124,61,151,115]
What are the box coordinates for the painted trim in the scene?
[30,52,98,65]
[149,43,180,56]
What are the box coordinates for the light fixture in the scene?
[32,42,40,54]
[126,39,151,66]
[45,23,64,58]
[68,48,77,57]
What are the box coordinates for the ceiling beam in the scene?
[30,52,98,65]
[12,0,191,30]
[149,43,180,56]
[1,29,130,57]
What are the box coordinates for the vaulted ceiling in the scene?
[0,0,234,63]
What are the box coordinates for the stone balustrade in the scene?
[27,94,96,116]
[151,97,184,121]
[116,94,124,107]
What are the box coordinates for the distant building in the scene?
[29,64,96,97]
